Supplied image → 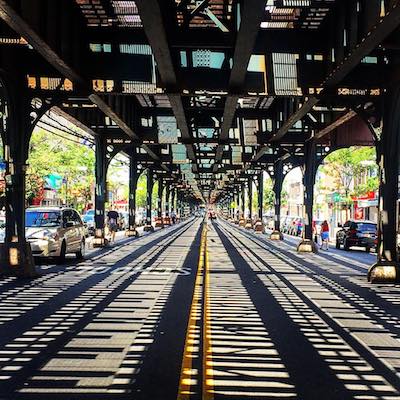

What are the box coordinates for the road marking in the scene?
[177,224,206,399]
[177,222,214,400]
[202,223,214,400]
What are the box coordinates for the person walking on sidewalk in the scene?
[321,220,329,250]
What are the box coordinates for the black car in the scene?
[336,220,377,252]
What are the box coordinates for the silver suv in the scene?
[26,207,86,263]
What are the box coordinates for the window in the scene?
[62,210,74,225]
[26,211,61,228]
[72,211,82,225]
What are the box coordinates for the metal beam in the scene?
[52,106,98,138]
[135,0,197,164]
[313,110,357,141]
[214,0,267,172]
[253,1,400,161]
[0,0,164,166]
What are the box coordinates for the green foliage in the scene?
[134,170,159,209]
[263,177,288,212]
[321,146,378,201]
[26,129,95,208]
[136,172,147,208]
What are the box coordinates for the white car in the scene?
[26,207,86,263]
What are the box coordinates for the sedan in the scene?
[336,220,377,252]
[26,207,86,263]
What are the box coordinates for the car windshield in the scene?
[356,223,376,232]
[26,211,61,227]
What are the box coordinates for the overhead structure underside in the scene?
[0,0,396,202]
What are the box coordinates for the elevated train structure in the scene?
[0,0,398,281]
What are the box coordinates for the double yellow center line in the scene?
[177,223,214,400]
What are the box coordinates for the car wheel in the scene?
[76,239,85,260]
[335,240,340,249]
[57,241,66,264]
[344,240,350,251]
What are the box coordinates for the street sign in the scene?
[333,192,342,202]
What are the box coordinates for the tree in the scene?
[136,172,147,208]
[321,146,378,199]
[26,129,95,208]
[320,146,378,218]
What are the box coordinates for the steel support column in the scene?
[298,141,318,253]
[144,169,154,232]
[127,147,139,237]
[241,184,246,217]
[93,135,107,247]
[164,184,171,225]
[155,178,164,228]
[248,177,253,217]
[368,86,400,282]
[257,173,263,220]
[254,172,265,233]
[171,187,176,222]
[0,78,36,277]
[271,160,284,240]
[246,177,253,229]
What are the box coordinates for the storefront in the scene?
[352,192,378,222]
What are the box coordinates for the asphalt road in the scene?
[0,217,399,400]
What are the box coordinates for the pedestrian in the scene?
[321,220,329,250]
[171,210,176,224]
[107,209,119,243]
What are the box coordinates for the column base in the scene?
[0,242,38,278]
[254,220,265,234]
[245,218,253,230]
[297,239,318,253]
[154,218,164,228]
[143,225,154,232]
[270,230,283,240]
[368,261,400,283]
[93,237,109,247]
[125,229,139,238]
[163,217,171,226]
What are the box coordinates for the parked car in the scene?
[136,210,147,226]
[336,220,377,252]
[26,207,86,263]
[263,215,275,230]
[281,216,297,234]
[82,209,95,235]
[117,212,126,231]
[121,212,130,229]
[290,217,304,236]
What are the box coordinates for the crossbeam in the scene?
[252,2,400,163]
[0,0,166,169]
[214,0,267,171]
[135,0,197,165]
